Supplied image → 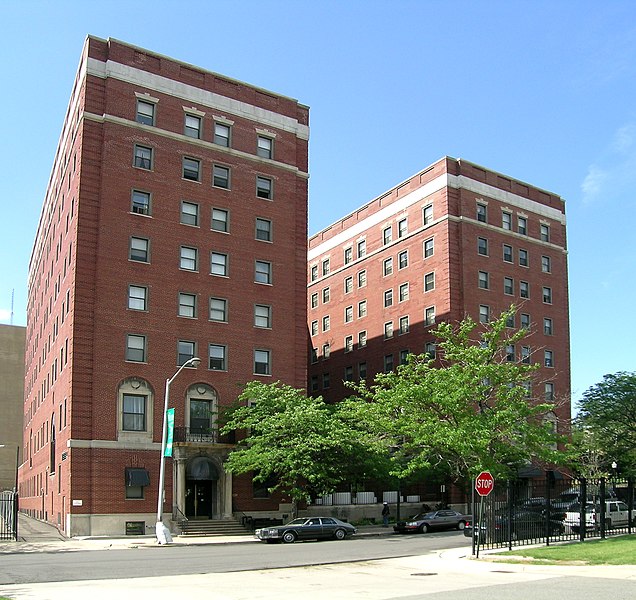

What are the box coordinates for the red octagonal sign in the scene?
[475,471,495,497]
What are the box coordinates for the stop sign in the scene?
[475,471,495,497]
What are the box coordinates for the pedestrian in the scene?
[382,502,390,527]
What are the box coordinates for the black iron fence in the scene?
[0,490,18,541]
[469,475,635,554]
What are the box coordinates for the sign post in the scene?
[474,471,494,558]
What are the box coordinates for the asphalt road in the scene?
[0,531,468,585]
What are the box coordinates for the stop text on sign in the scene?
[475,471,494,497]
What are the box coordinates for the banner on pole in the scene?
[164,408,175,457]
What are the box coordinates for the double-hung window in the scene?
[214,123,231,147]
[255,260,272,284]
[256,176,272,199]
[128,285,148,311]
[209,297,227,322]
[209,344,227,370]
[183,157,200,181]
[136,100,155,126]
[211,252,228,276]
[184,114,202,139]
[181,201,199,226]
[123,394,146,431]
[131,190,151,215]
[180,246,198,271]
[257,136,273,159]
[254,349,271,375]
[255,218,272,241]
[213,165,230,189]
[178,293,197,318]
[126,334,146,362]
[134,145,152,170]
[254,304,272,328]
[211,208,229,232]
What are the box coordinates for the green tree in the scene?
[343,307,565,482]
[574,371,636,476]
[220,381,387,512]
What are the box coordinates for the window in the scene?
[214,122,231,147]
[181,201,199,226]
[123,394,146,431]
[358,330,367,348]
[384,354,394,373]
[503,244,513,263]
[518,216,528,235]
[425,306,435,326]
[209,297,227,322]
[399,316,409,335]
[213,165,230,189]
[398,250,408,269]
[344,336,353,352]
[478,271,489,290]
[322,315,330,332]
[254,261,271,284]
[211,252,228,276]
[310,293,318,309]
[398,218,407,238]
[542,286,552,304]
[506,344,515,362]
[344,277,353,294]
[519,249,528,267]
[425,342,436,358]
[311,320,318,336]
[476,203,487,223]
[310,376,319,392]
[254,349,271,375]
[177,340,196,366]
[540,223,550,242]
[129,237,149,262]
[541,255,551,273]
[136,100,155,126]
[255,218,272,241]
[322,259,330,276]
[184,114,202,139]
[180,246,198,271]
[479,305,490,323]
[520,281,529,299]
[520,313,530,329]
[544,318,553,335]
[344,247,353,264]
[423,272,434,292]
[502,211,512,230]
[344,365,353,381]
[358,300,367,318]
[322,343,330,359]
[179,292,197,318]
[211,208,229,232]
[383,257,393,276]
[384,289,393,307]
[345,306,353,323]
[545,382,555,402]
[504,277,514,295]
[544,350,554,368]
[126,334,146,362]
[384,321,394,339]
[358,361,367,379]
[424,238,434,258]
[128,285,147,311]
[133,144,152,170]
[182,157,201,181]
[399,349,410,364]
[257,136,273,159]
[357,239,366,258]
[399,282,409,301]
[521,346,531,364]
[358,270,367,287]
[131,190,151,215]
[423,204,433,225]
[478,237,488,256]
[209,344,227,370]
[126,469,149,499]
[322,373,330,389]
[256,176,273,200]
[322,287,330,305]
[383,226,392,245]
[310,265,318,281]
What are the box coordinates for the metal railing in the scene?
[0,490,18,541]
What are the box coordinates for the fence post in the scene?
[599,478,606,539]
[628,478,634,535]
[545,471,552,546]
[507,479,513,552]
[579,478,586,542]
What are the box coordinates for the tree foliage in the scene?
[343,307,565,481]
[573,371,636,476]
[220,381,388,506]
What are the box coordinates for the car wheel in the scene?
[334,528,347,541]
[420,524,429,534]
[457,521,466,530]
[282,531,297,544]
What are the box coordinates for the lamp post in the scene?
[156,356,200,544]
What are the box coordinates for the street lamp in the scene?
[156,356,200,544]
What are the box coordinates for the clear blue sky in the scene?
[1,0,634,409]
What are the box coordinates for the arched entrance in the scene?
[185,456,219,519]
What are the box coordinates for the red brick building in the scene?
[20,37,309,536]
[308,156,570,436]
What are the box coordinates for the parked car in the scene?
[393,509,470,534]
[255,516,356,543]
[564,500,633,533]
[463,510,565,543]
[552,486,617,513]
[514,497,566,520]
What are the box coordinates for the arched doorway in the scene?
[185,456,219,519]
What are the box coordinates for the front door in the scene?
[185,480,214,519]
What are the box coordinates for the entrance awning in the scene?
[125,468,150,487]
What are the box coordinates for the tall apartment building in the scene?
[21,37,309,536]
[308,157,570,434]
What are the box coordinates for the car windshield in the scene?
[410,512,436,520]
